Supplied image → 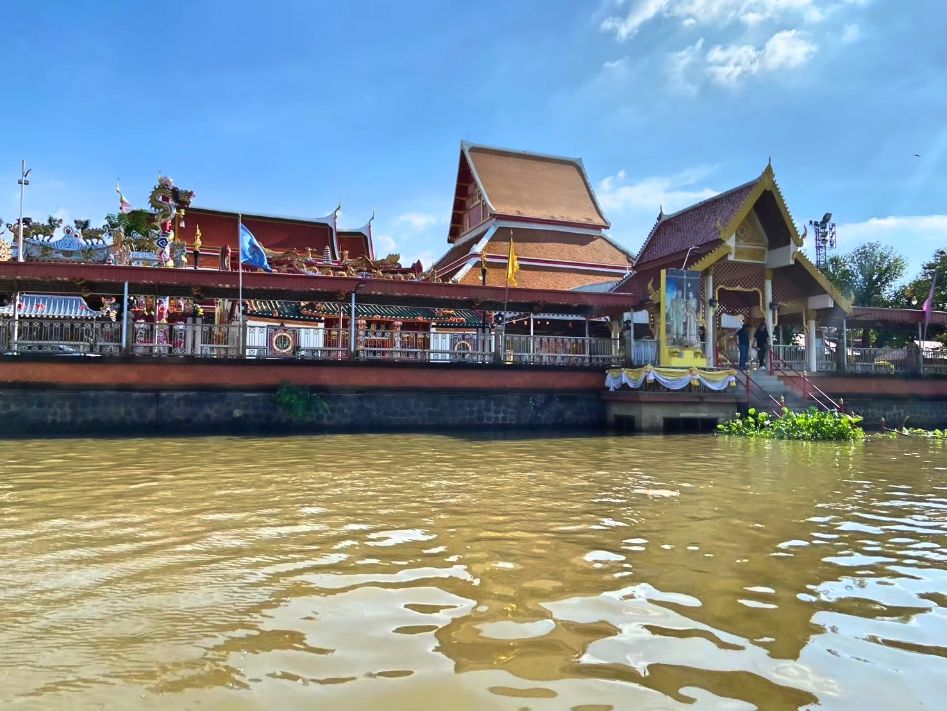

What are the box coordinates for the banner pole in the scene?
[238,214,244,358]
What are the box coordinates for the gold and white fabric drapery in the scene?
[605,365,737,392]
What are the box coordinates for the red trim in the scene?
[0,262,635,315]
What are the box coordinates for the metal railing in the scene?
[503,334,621,366]
[772,344,806,371]
[0,319,623,367]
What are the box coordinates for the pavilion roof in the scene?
[461,143,609,230]
[634,179,758,267]
[841,306,947,327]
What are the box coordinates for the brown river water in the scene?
[1,434,945,710]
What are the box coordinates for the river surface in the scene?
[1,434,945,710]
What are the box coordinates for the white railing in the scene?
[502,334,621,366]
[772,344,806,371]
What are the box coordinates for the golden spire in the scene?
[193,225,202,251]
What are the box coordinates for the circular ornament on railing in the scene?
[269,327,296,357]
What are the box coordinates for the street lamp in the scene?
[17,160,31,263]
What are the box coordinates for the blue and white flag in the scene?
[239,222,272,272]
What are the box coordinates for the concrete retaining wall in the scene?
[0,388,605,437]
[841,398,947,430]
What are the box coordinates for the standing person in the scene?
[737,321,751,370]
[755,323,769,369]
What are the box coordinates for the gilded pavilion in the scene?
[613,162,852,370]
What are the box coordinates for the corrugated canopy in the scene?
[247,301,483,327]
[0,294,99,319]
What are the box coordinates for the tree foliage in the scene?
[104,210,158,239]
[902,248,947,311]
[822,242,906,307]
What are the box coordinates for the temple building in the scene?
[432,142,634,291]
[613,162,852,369]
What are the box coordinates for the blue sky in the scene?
[1,0,944,280]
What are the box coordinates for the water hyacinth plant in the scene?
[717,407,865,441]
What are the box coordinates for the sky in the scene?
[1,0,944,281]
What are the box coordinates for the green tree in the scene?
[821,242,907,347]
[104,209,157,238]
[902,248,947,344]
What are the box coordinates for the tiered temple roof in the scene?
[433,142,633,291]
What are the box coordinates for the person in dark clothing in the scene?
[737,322,751,370]
[755,324,769,369]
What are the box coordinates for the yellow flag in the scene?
[506,238,520,287]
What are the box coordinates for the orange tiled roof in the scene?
[467,145,609,228]
[456,263,622,291]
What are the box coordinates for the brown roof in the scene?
[847,306,947,326]
[635,178,758,267]
[456,263,621,291]
[466,144,609,229]
[433,227,633,282]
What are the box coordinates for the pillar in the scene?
[841,318,848,372]
[625,312,635,366]
[349,291,357,355]
[392,319,402,359]
[763,270,774,346]
[703,271,715,366]
[529,314,534,362]
[806,317,817,372]
[120,281,129,355]
[609,317,621,359]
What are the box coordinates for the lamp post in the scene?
[17,160,31,263]
[11,160,30,353]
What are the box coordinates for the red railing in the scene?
[770,350,841,412]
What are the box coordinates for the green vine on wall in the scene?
[274,382,330,420]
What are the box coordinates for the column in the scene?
[841,318,848,373]
[529,314,534,363]
[392,319,402,360]
[584,317,590,365]
[625,312,635,366]
[764,270,774,371]
[349,291,357,355]
[609,317,621,360]
[703,271,715,366]
[806,317,817,372]
[120,281,130,355]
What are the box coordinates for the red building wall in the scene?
[177,209,335,255]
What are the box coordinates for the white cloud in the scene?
[373,232,397,256]
[601,0,825,39]
[597,166,722,256]
[840,22,860,43]
[761,29,817,69]
[704,29,817,87]
[597,166,719,214]
[666,38,705,94]
[600,0,670,41]
[834,215,947,276]
[394,212,440,230]
[603,57,630,71]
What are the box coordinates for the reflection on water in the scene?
[1,434,945,710]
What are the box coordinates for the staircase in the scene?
[739,369,809,414]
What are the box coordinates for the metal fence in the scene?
[0,319,622,366]
[502,334,621,366]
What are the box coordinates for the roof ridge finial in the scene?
[658,204,664,220]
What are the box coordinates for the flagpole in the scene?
[238,214,244,357]
[500,229,514,362]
